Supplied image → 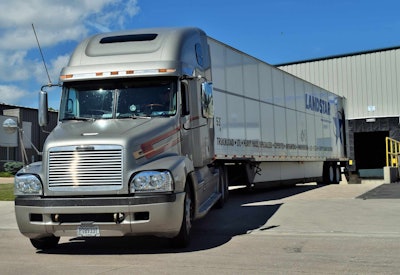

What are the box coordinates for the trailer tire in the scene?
[322,163,330,184]
[334,165,341,184]
[30,236,60,250]
[328,164,335,184]
[171,183,193,248]
[325,163,340,184]
[322,162,339,185]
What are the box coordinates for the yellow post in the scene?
[386,137,400,167]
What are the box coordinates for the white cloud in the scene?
[0,0,140,107]
[32,54,71,85]
[0,0,140,50]
[0,85,30,105]
[0,50,64,84]
[49,55,71,83]
[0,51,31,82]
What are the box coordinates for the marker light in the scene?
[60,68,176,81]
[60,74,73,80]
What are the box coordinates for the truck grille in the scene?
[48,145,123,191]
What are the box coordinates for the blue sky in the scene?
[1,0,399,109]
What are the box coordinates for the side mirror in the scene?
[39,90,49,127]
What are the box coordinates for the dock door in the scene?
[354,131,388,178]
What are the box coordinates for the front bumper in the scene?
[14,193,185,239]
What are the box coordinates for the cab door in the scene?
[180,80,217,203]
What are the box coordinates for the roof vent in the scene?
[100,34,158,44]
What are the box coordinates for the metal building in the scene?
[278,46,400,177]
[0,104,58,171]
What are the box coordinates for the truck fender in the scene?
[15,161,45,182]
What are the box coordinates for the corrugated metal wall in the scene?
[278,48,400,120]
[0,104,58,170]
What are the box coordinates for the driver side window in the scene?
[60,88,78,118]
[181,82,189,116]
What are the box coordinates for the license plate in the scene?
[77,225,100,237]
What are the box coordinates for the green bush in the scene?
[3,162,24,175]
[0,171,13,177]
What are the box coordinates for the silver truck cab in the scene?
[14,27,228,249]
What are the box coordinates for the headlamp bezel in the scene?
[130,170,174,193]
[14,174,43,196]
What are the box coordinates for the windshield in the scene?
[59,77,177,121]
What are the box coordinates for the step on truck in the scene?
[14,27,347,249]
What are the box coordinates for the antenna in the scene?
[32,23,52,85]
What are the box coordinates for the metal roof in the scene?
[275,45,400,66]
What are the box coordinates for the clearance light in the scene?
[60,74,73,80]
[60,68,177,81]
[159,68,176,73]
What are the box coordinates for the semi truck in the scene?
[14,27,347,249]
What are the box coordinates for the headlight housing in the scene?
[130,171,173,193]
[15,174,43,196]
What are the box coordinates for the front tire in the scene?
[171,184,193,248]
[216,166,228,209]
[30,236,60,250]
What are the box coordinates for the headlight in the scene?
[15,174,43,196]
[130,171,173,193]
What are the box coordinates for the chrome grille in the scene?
[48,145,123,190]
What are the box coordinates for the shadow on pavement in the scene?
[357,183,400,199]
[38,184,325,255]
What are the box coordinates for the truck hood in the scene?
[45,118,179,153]
[41,117,181,196]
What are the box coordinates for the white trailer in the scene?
[13,27,346,250]
[209,38,347,186]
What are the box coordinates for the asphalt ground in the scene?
[358,183,400,199]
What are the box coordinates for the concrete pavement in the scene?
[0,201,17,230]
[2,181,400,274]
[0,181,386,233]
[0,177,14,184]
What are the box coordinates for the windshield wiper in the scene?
[117,113,150,119]
[126,115,151,119]
[62,116,95,122]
